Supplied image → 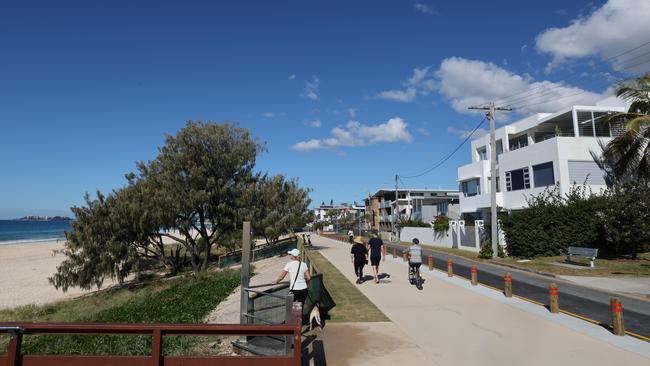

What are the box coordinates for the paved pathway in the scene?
[313,235,650,366]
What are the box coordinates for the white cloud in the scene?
[536,0,650,72]
[447,126,489,139]
[262,112,274,118]
[348,108,357,118]
[303,76,320,100]
[288,74,296,80]
[309,119,322,128]
[293,139,322,151]
[292,117,412,151]
[414,2,436,15]
[377,87,417,102]
[377,67,436,102]
[436,57,608,115]
[416,127,430,136]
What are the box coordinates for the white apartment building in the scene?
[457,97,627,221]
[366,189,460,232]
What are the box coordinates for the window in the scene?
[505,167,530,191]
[436,202,449,215]
[496,140,503,156]
[477,146,487,160]
[509,135,528,151]
[461,179,480,197]
[578,110,613,137]
[533,162,555,187]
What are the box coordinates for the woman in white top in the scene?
[272,248,311,306]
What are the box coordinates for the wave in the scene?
[0,238,65,246]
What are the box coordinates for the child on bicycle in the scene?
[406,238,422,277]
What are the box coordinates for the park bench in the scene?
[566,246,598,268]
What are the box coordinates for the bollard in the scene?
[549,283,559,313]
[383,245,387,262]
[470,265,478,286]
[504,272,512,297]
[428,255,433,271]
[392,247,397,258]
[447,259,453,277]
[610,297,625,336]
[402,251,408,262]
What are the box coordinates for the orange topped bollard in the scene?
[383,245,387,262]
[504,272,512,297]
[428,255,433,271]
[610,297,625,336]
[392,247,397,258]
[447,259,453,277]
[549,283,559,313]
[470,265,478,286]
[402,251,408,262]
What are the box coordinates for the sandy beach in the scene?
[0,240,117,309]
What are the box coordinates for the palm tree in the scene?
[596,73,650,184]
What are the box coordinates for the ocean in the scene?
[0,220,72,245]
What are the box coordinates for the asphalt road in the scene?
[385,243,650,338]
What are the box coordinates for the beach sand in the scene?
[0,240,117,309]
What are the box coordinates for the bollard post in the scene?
[447,259,453,277]
[428,255,433,271]
[392,247,397,258]
[610,297,625,336]
[504,272,512,297]
[402,251,408,262]
[470,265,478,286]
[549,283,559,313]
[383,245,387,262]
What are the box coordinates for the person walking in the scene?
[350,236,368,284]
[347,229,354,244]
[272,248,311,307]
[367,232,385,283]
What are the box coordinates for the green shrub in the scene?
[501,183,650,258]
[478,241,505,259]
[18,270,240,356]
[432,215,450,233]
[397,218,430,228]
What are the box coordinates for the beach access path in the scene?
[311,234,650,366]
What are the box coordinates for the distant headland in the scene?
[14,216,72,221]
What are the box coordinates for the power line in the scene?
[400,116,488,179]
[492,40,650,106]
[511,65,650,111]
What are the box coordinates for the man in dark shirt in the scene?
[350,237,368,284]
[367,232,384,283]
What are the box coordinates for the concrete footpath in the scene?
[312,235,650,366]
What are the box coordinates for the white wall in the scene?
[400,227,453,248]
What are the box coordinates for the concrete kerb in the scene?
[384,254,650,358]
[396,242,650,305]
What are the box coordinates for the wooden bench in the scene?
[566,246,598,268]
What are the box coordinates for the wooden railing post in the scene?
[7,331,22,366]
[152,329,163,366]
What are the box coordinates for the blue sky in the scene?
[1,0,649,218]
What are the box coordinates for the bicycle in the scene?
[408,263,423,290]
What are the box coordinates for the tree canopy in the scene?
[596,73,650,184]
[51,121,311,290]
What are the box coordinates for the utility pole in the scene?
[468,102,511,258]
[393,174,399,242]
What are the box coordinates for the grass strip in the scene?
[305,250,388,323]
[0,269,240,355]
